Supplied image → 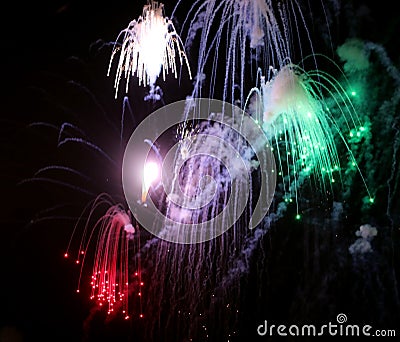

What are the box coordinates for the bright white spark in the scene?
[142,161,160,202]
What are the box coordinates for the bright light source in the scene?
[144,161,159,186]
[142,161,159,202]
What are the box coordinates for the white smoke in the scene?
[337,38,370,73]
[349,224,378,255]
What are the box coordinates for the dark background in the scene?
[1,1,399,341]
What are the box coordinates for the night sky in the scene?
[1,1,399,341]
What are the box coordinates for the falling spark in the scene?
[176,121,199,160]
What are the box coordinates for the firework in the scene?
[178,0,310,104]
[64,194,143,319]
[245,61,372,214]
[108,1,192,99]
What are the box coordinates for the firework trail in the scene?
[175,0,313,105]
